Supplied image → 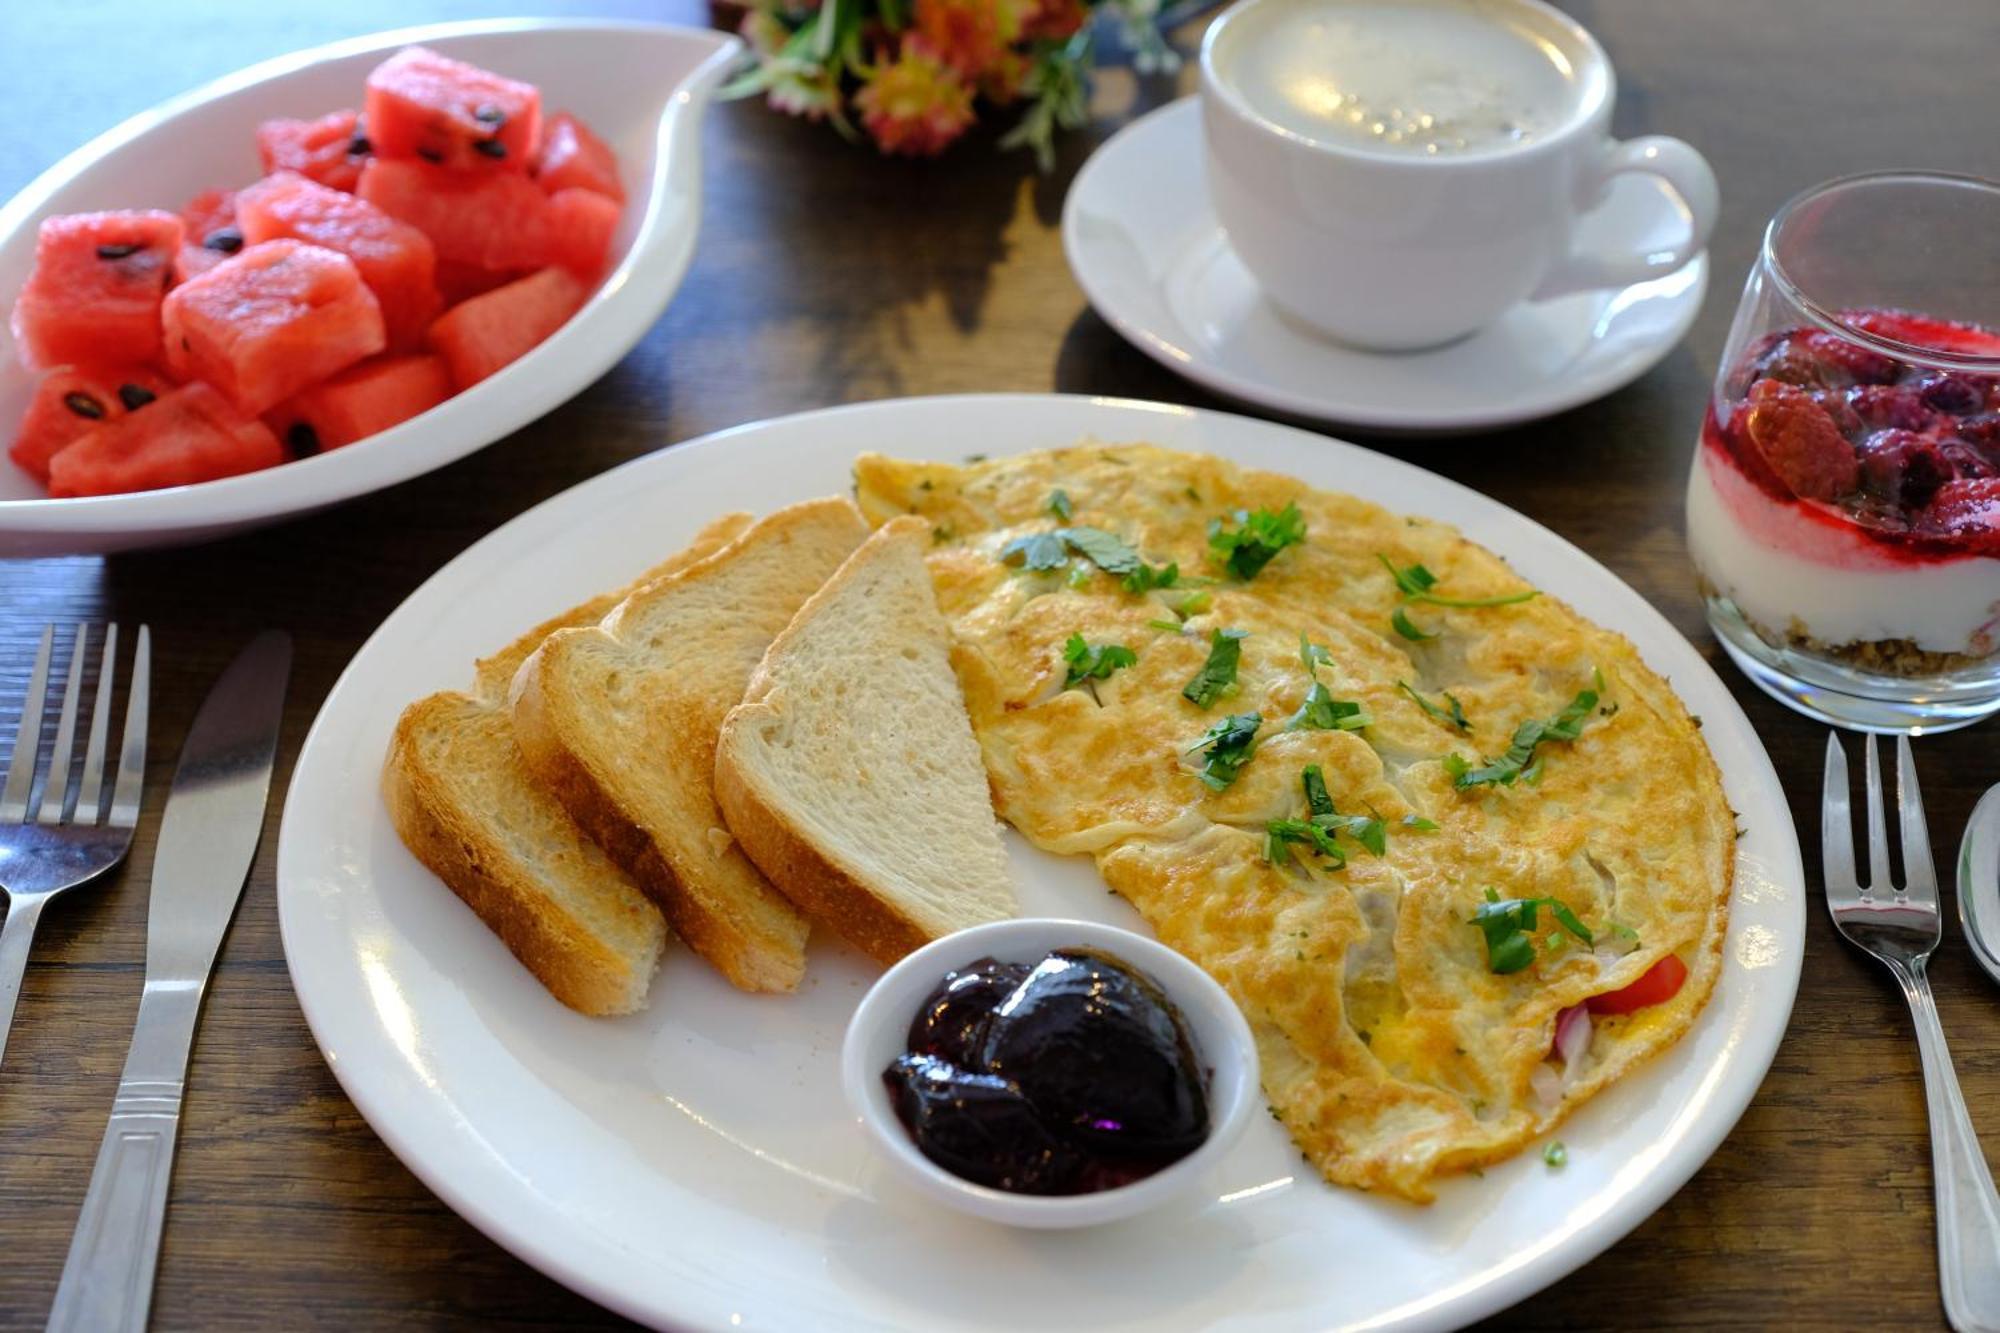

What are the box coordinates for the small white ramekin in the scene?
[840,917,1260,1229]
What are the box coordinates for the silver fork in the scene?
[1824,732,2000,1332]
[0,623,149,1070]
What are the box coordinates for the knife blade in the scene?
[47,630,291,1333]
[1960,784,2000,988]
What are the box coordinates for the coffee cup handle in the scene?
[1533,136,1719,300]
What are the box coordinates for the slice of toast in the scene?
[382,512,750,1016]
[508,497,869,993]
[715,517,1017,963]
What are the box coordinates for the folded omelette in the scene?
[854,444,1733,1203]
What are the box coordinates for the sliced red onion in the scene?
[1529,1062,1562,1110]
[1554,1002,1593,1084]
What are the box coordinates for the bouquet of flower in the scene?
[722,0,1178,165]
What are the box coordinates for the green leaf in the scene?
[1397,680,1470,732]
[1145,618,1185,633]
[1122,560,1179,594]
[1378,554,1438,598]
[1062,634,1136,689]
[1057,525,1142,575]
[1451,685,1600,789]
[1266,817,1347,868]
[1470,892,1594,974]
[1378,552,1538,608]
[1208,503,1306,580]
[1299,633,1334,674]
[1172,589,1211,618]
[1188,712,1261,791]
[1048,488,1073,521]
[1285,682,1372,733]
[1402,814,1440,832]
[1391,607,1437,641]
[1000,531,1069,571]
[1301,764,1335,818]
[1182,628,1248,709]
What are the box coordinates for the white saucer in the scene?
[1062,98,1710,435]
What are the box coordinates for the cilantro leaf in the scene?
[1182,628,1248,709]
[1301,763,1336,818]
[1172,589,1211,618]
[1397,680,1470,732]
[1061,634,1136,689]
[1145,618,1185,633]
[999,525,1143,577]
[1292,765,1387,858]
[1209,503,1306,580]
[1377,553,1539,608]
[1286,683,1372,732]
[1048,488,1073,521]
[1471,888,1593,973]
[1402,813,1440,832]
[1122,560,1179,594]
[1450,685,1599,789]
[1266,818,1347,869]
[1188,712,1261,790]
[1000,530,1069,571]
[1299,633,1334,673]
[1391,607,1437,641]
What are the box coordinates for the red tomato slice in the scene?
[1586,954,1689,1015]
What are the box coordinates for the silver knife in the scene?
[1962,783,2000,988]
[46,631,291,1333]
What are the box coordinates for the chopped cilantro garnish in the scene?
[1544,1141,1567,1168]
[1448,685,1598,789]
[1182,628,1248,709]
[1402,814,1440,831]
[1188,712,1261,790]
[1172,589,1211,618]
[1391,607,1437,641]
[1269,764,1385,866]
[1000,525,1143,576]
[1048,488,1073,521]
[1302,763,1336,817]
[1266,817,1346,868]
[1397,680,1470,732]
[1377,554,1540,608]
[1145,618,1185,633]
[1209,503,1306,580]
[1122,560,1179,594]
[1471,888,1594,974]
[1299,633,1334,673]
[1287,683,1371,732]
[1061,634,1136,690]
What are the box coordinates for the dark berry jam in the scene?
[1706,308,2000,560]
[884,948,1210,1195]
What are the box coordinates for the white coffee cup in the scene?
[1199,0,1718,351]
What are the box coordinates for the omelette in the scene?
[852,444,1734,1203]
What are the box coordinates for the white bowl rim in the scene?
[0,17,740,548]
[840,915,1262,1229]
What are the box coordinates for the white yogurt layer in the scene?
[1686,444,2000,657]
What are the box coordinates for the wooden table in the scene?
[2,0,1997,1326]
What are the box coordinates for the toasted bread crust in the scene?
[712,747,931,965]
[384,697,660,1015]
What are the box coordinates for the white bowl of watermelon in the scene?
[0,19,741,556]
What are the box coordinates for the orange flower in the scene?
[911,0,1027,81]
[1020,0,1088,42]
[855,37,977,156]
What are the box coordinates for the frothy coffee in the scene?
[1214,0,1588,156]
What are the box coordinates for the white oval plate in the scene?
[0,19,739,557]
[1063,99,1709,436]
[277,394,1803,1332]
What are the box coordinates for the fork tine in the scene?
[34,625,85,824]
[0,625,55,823]
[106,625,149,829]
[1896,735,1937,901]
[75,622,118,824]
[1822,732,1859,898]
[1863,735,1894,892]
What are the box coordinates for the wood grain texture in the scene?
[2,0,1999,1327]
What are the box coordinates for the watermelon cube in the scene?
[364,46,541,173]
[163,239,385,416]
[173,188,243,284]
[47,380,283,497]
[543,188,619,280]
[536,112,624,203]
[271,353,452,453]
[256,109,371,193]
[236,171,440,352]
[357,158,552,272]
[426,266,587,389]
[10,211,183,369]
[434,260,526,306]
[8,364,173,482]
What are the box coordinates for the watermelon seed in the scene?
[117,384,157,411]
[474,104,507,125]
[203,226,244,254]
[474,138,507,160]
[62,392,106,420]
[417,146,444,164]
[287,422,321,457]
[95,242,142,260]
[350,134,372,155]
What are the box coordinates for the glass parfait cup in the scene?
[1687,171,2000,733]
